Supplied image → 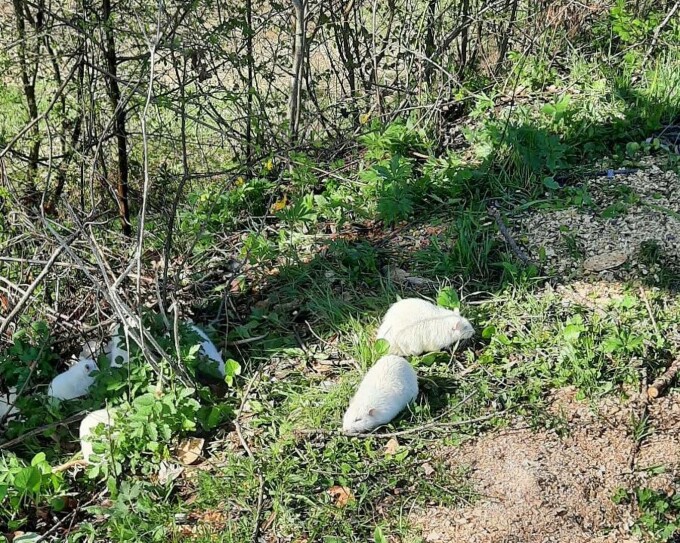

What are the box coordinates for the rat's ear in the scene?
[368,408,376,417]
[453,320,461,331]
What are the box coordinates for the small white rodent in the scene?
[47,357,98,400]
[105,331,130,368]
[342,355,418,434]
[376,298,475,356]
[80,407,116,463]
[0,387,18,421]
[189,324,225,378]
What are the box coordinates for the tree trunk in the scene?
[245,0,254,169]
[11,0,41,199]
[288,0,305,144]
[424,0,437,83]
[102,0,132,236]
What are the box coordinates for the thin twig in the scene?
[487,205,534,266]
[348,412,500,438]
[0,412,87,449]
[0,225,83,337]
[639,286,662,344]
[641,1,679,66]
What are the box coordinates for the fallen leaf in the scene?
[421,462,435,476]
[328,485,354,508]
[176,437,205,465]
[158,460,184,484]
[384,437,400,456]
[270,194,288,212]
[583,251,627,272]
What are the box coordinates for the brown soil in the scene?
[410,387,680,543]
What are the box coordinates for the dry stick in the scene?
[44,213,190,386]
[34,491,104,543]
[647,357,680,400]
[53,459,89,473]
[639,286,662,343]
[638,287,680,400]
[135,18,160,375]
[0,226,81,337]
[298,412,500,440]
[641,0,680,66]
[0,412,87,449]
[487,205,534,267]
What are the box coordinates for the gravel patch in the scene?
[516,159,680,282]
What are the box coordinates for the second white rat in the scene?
[342,355,418,434]
[47,357,98,400]
[105,331,130,368]
[0,387,18,421]
[376,298,475,356]
[189,324,225,378]
[80,407,116,463]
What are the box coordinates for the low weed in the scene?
[613,485,680,541]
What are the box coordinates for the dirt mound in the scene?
[411,387,680,543]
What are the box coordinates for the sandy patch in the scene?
[410,388,680,543]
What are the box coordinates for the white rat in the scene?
[376,298,475,356]
[105,330,130,368]
[80,407,115,463]
[47,357,98,400]
[0,387,18,421]
[342,355,418,434]
[189,324,225,377]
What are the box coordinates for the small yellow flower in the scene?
[270,194,288,212]
[235,176,245,186]
[359,113,370,125]
[264,158,274,172]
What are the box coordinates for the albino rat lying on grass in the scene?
[376,298,475,356]
[342,355,418,434]
[47,357,98,400]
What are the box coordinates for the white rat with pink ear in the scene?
[376,298,475,356]
[47,357,98,400]
[342,355,418,434]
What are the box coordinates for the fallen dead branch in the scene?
[487,205,534,267]
[647,356,680,400]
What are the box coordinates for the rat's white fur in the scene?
[80,407,115,463]
[105,332,130,368]
[342,355,418,434]
[0,387,18,421]
[47,357,98,400]
[189,324,225,378]
[376,298,475,356]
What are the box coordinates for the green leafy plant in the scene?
[612,486,680,540]
[86,386,202,481]
[0,452,66,530]
[361,154,415,224]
